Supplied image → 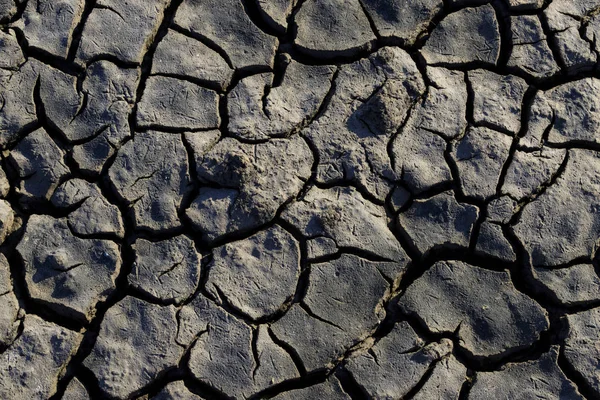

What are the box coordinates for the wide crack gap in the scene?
[10,27,85,75]
[241,0,284,38]
[390,228,575,374]
[252,265,405,399]
[557,344,599,400]
[66,0,97,63]
[0,0,26,25]
[492,0,513,69]
[334,367,370,400]
[457,369,477,400]
[467,201,487,252]
[399,292,563,374]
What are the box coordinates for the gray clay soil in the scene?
[1,0,600,399]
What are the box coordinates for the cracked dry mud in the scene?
[2,0,600,399]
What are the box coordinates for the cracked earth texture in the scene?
[2,0,600,399]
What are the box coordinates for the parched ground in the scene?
[1,0,600,398]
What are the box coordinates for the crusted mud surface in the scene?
[1,0,600,399]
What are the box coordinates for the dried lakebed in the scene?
[1,0,600,398]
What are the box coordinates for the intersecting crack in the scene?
[4,0,600,399]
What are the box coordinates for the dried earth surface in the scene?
[1,0,600,398]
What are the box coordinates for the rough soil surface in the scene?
[1,0,600,398]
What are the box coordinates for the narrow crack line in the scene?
[170,23,234,70]
[311,181,385,206]
[538,12,568,74]
[470,120,517,137]
[67,218,123,241]
[299,302,345,331]
[177,133,202,233]
[508,149,569,226]
[496,86,539,196]
[540,112,556,145]
[149,72,226,93]
[32,76,71,153]
[443,136,468,203]
[581,21,599,61]
[93,4,126,22]
[247,372,329,400]
[408,181,455,201]
[157,258,184,279]
[251,327,261,380]
[275,220,312,311]
[207,283,259,325]
[303,67,339,127]
[136,123,219,135]
[401,357,443,400]
[267,326,308,376]
[390,217,422,264]
[367,348,380,365]
[313,246,398,265]
[260,80,272,120]
[130,169,158,188]
[356,0,381,41]
[387,91,425,174]
[120,366,184,400]
[541,139,600,152]
[512,38,547,47]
